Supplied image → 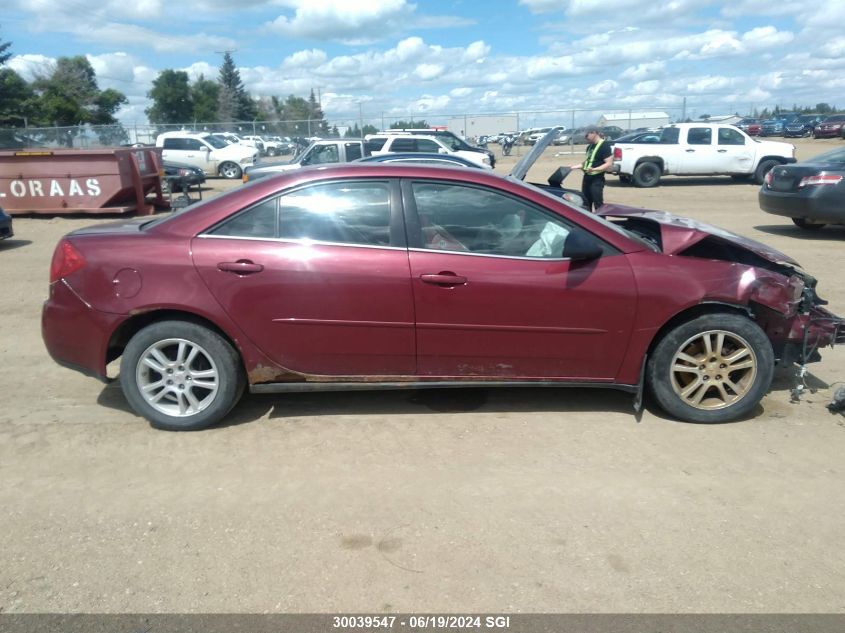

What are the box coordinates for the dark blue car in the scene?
[0,206,13,241]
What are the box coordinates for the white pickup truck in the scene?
[612,123,796,187]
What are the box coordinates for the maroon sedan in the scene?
[813,114,845,138]
[42,163,842,430]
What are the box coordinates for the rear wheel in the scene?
[218,161,242,179]
[647,314,774,423]
[120,320,245,431]
[754,159,779,185]
[632,161,661,187]
[792,217,827,230]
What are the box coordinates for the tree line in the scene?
[146,52,332,137]
[0,32,128,145]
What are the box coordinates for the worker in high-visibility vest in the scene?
[569,126,614,212]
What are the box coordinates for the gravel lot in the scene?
[2,138,845,613]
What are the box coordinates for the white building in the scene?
[597,111,671,130]
[698,115,743,125]
[448,115,519,140]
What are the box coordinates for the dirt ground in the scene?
[2,137,845,614]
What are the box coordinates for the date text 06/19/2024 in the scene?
[332,615,512,629]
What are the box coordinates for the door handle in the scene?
[717,149,727,153]
[420,273,467,286]
[218,260,264,275]
[685,149,695,152]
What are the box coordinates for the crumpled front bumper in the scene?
[785,305,844,363]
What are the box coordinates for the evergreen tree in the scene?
[0,29,12,65]
[217,52,255,123]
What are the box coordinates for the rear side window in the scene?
[687,127,712,145]
[659,128,680,144]
[163,138,186,150]
[208,181,393,247]
[391,138,417,152]
[345,143,362,161]
[366,138,387,151]
[416,139,441,152]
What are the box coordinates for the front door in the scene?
[403,180,638,380]
[192,179,415,376]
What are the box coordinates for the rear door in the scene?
[677,126,717,174]
[192,178,416,376]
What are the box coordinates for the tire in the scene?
[647,314,774,423]
[754,159,779,185]
[267,148,278,157]
[218,161,243,180]
[792,217,827,230]
[632,161,661,188]
[120,320,245,431]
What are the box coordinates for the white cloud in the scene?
[450,87,473,98]
[6,55,54,81]
[620,61,666,82]
[414,64,444,80]
[282,49,328,69]
[264,0,415,43]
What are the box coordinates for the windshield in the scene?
[205,136,229,149]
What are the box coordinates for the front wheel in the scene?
[120,321,245,431]
[218,161,243,179]
[632,161,661,187]
[647,314,774,423]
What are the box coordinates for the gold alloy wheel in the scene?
[670,330,758,410]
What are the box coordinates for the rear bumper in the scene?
[0,217,12,240]
[758,188,845,223]
[42,280,124,380]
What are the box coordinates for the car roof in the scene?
[358,153,479,166]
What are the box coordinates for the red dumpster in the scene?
[0,147,168,215]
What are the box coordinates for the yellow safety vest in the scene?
[582,139,605,175]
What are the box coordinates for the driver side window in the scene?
[411,182,574,258]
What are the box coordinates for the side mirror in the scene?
[438,148,448,154]
[300,152,312,165]
[201,146,210,152]
[562,229,603,261]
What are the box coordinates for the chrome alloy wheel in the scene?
[670,330,758,410]
[135,338,220,418]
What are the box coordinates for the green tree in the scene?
[146,69,193,124]
[217,52,256,123]
[0,29,12,65]
[191,75,219,123]
[0,68,36,128]
[29,56,127,145]
[390,119,429,129]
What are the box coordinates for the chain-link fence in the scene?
[0,107,690,151]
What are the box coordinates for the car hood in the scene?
[509,129,558,180]
[598,204,800,266]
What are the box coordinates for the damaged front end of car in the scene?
[600,204,845,371]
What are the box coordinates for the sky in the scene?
[3,0,844,131]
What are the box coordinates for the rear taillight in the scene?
[49,240,86,283]
[798,174,843,188]
[613,147,622,160]
[764,169,774,187]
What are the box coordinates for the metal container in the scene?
[0,147,167,215]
